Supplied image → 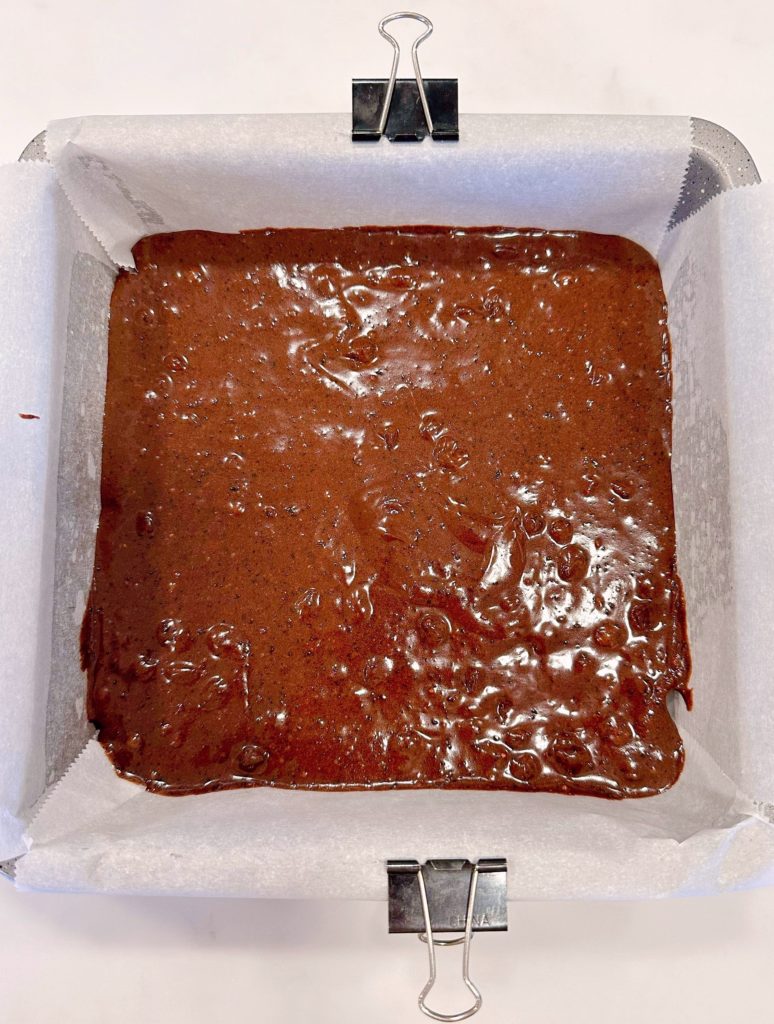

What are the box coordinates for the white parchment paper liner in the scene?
[1,114,772,898]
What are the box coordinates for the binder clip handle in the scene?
[416,860,482,1021]
[377,12,435,138]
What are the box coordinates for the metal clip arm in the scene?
[377,12,435,137]
[416,861,482,1021]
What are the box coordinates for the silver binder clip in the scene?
[352,12,459,142]
[387,858,507,1021]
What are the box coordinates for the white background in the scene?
[1,1,773,1021]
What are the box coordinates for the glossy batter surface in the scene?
[83,227,690,798]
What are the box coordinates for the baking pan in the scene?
[0,117,762,890]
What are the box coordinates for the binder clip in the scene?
[387,858,507,1021]
[352,12,459,142]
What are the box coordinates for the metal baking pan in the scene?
[0,115,759,890]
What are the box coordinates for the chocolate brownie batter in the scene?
[83,227,691,798]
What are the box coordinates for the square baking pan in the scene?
[1,112,771,902]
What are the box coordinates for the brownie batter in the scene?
[83,227,691,798]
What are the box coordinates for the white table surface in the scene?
[1,1,772,1021]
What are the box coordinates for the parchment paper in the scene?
[0,163,108,860]
[1,114,772,898]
